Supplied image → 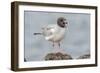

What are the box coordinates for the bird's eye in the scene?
[63,22,65,24]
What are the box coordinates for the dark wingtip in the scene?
[33,33,42,35]
[33,33,37,35]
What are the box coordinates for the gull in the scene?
[34,17,68,50]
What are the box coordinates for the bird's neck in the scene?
[57,25,66,29]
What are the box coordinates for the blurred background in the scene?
[24,11,90,61]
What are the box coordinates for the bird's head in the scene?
[57,17,68,28]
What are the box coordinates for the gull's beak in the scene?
[65,22,68,27]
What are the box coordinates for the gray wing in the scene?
[42,25,56,36]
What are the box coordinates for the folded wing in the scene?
[42,25,56,40]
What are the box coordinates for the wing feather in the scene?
[42,25,56,36]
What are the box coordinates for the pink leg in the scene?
[58,42,60,48]
[58,42,65,53]
[52,41,55,48]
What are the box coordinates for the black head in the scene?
[57,17,68,28]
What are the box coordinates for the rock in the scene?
[78,54,90,59]
[45,52,72,60]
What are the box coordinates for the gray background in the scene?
[24,11,90,61]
